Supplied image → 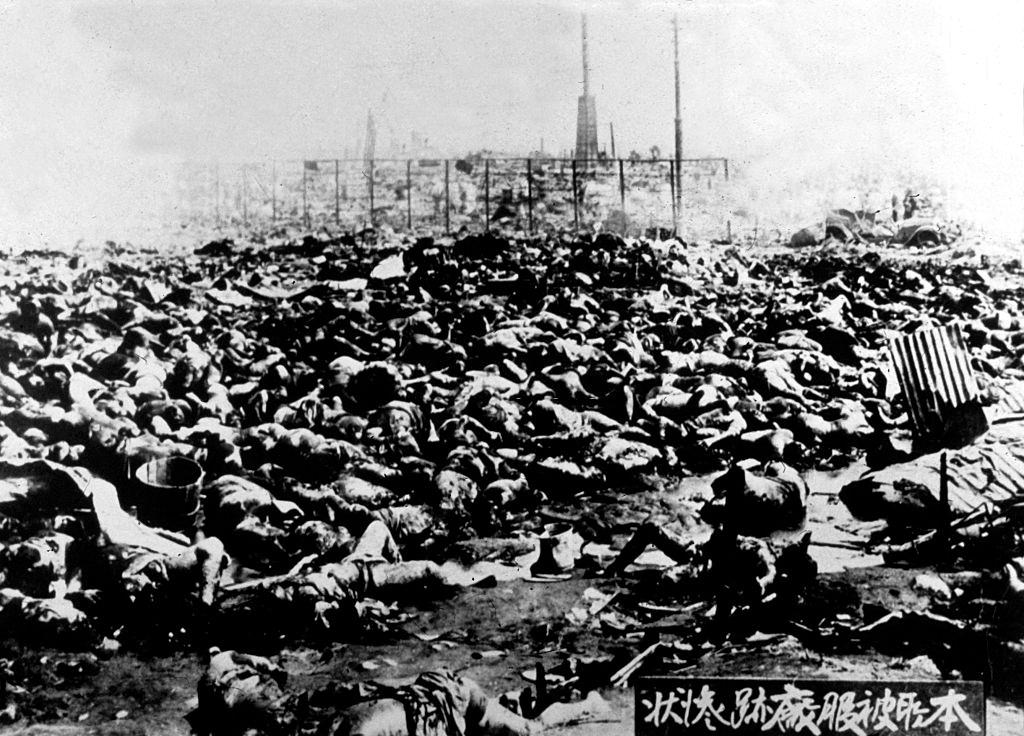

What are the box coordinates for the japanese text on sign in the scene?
[636,677,985,736]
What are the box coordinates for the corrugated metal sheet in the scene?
[888,323,980,443]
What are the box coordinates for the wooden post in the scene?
[939,450,950,556]
[484,159,490,230]
[406,160,412,230]
[571,158,579,231]
[444,159,451,234]
[618,159,626,213]
[271,160,277,223]
[368,158,375,227]
[669,160,677,235]
[526,158,534,234]
[334,159,340,226]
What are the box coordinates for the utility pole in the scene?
[673,14,683,225]
[363,109,377,165]
[609,122,616,159]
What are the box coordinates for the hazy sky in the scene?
[1,0,1022,242]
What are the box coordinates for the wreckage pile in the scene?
[0,226,1023,728]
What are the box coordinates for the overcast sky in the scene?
[1,0,1022,242]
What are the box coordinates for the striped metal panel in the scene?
[888,323,980,441]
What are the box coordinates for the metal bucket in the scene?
[530,522,578,576]
[133,457,204,536]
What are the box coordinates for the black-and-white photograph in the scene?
[1,1,1023,734]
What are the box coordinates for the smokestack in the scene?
[582,14,590,98]
[574,13,598,162]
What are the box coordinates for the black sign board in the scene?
[636,677,985,736]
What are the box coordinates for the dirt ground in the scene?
[5,576,1023,736]
[6,466,1023,735]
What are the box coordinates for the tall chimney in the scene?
[574,13,598,163]
[582,14,590,98]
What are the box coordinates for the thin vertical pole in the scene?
[406,160,412,230]
[302,163,308,227]
[444,159,451,234]
[669,160,677,235]
[571,159,579,231]
[526,158,534,234]
[939,450,950,555]
[368,158,375,227]
[484,159,490,230]
[241,165,248,226]
[618,159,626,213]
[673,15,683,217]
[334,159,340,226]
[271,160,277,223]
[609,123,616,159]
[723,158,729,181]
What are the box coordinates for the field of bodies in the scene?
[1,212,1023,734]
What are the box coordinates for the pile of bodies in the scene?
[1,228,1024,726]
